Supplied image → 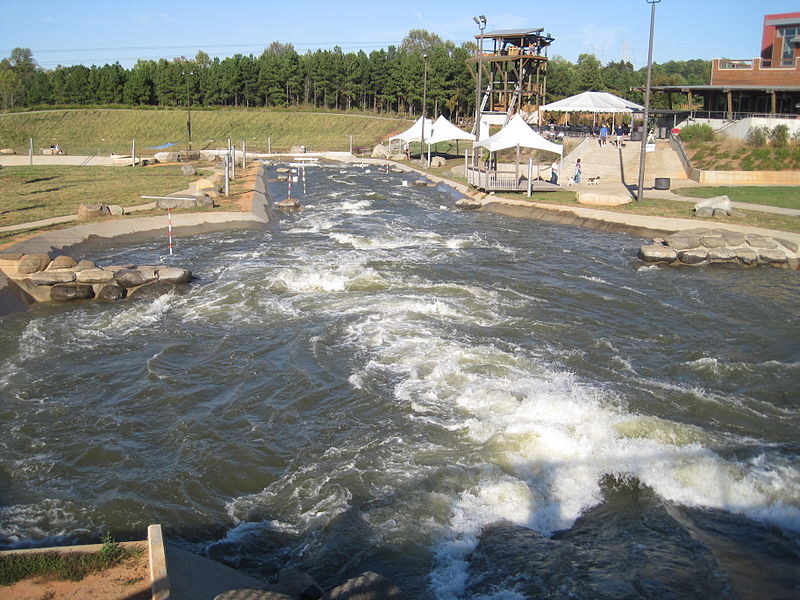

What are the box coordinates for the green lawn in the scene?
[0,164,203,227]
[674,186,800,210]
[0,108,409,156]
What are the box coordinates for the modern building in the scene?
[652,12,800,121]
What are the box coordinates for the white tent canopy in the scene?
[474,114,563,155]
[539,91,643,113]
[388,116,433,143]
[427,115,475,144]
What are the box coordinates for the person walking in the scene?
[574,158,582,184]
[599,123,609,147]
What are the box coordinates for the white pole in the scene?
[464,148,469,179]
[131,139,136,167]
[231,145,236,179]
[302,166,306,195]
[29,138,33,165]
[224,155,230,196]
[167,208,174,255]
[242,141,246,168]
[527,158,533,197]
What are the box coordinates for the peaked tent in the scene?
[388,116,434,143]
[427,115,475,144]
[474,114,562,155]
[539,91,643,113]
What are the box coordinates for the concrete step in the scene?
[565,139,687,183]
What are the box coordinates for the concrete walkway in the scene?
[0,154,121,166]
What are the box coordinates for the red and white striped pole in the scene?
[168,208,173,255]
[302,166,306,195]
[288,169,292,200]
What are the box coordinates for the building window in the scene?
[778,27,799,66]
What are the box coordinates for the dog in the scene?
[566,176,576,186]
[587,176,601,185]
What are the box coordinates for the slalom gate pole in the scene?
[168,208,174,255]
[302,166,306,195]
[288,169,292,199]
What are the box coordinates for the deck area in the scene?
[466,166,562,193]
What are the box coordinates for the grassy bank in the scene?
[0,164,206,228]
[675,186,800,210]
[0,108,410,156]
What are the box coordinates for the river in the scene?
[1,162,798,599]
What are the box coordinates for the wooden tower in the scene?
[466,28,554,128]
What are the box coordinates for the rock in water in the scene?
[51,284,95,302]
[97,285,127,301]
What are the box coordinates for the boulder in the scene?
[746,234,778,249]
[181,164,197,176]
[107,204,125,216]
[0,148,15,154]
[454,197,482,210]
[707,248,738,263]
[694,195,732,217]
[776,238,799,253]
[389,153,407,161]
[17,253,51,275]
[76,268,116,284]
[638,245,677,264]
[371,144,391,159]
[278,197,301,210]
[699,233,725,248]
[51,284,95,302]
[736,248,759,266]
[154,151,180,163]
[191,178,217,194]
[137,266,159,283]
[321,572,410,600]
[78,203,109,220]
[712,208,729,218]
[678,248,708,265]
[665,234,701,251]
[97,285,127,302]
[276,568,323,600]
[720,231,746,247]
[577,193,632,206]
[115,268,148,287]
[757,248,788,265]
[129,280,182,300]
[430,156,447,168]
[75,260,97,271]
[158,267,192,284]
[155,196,212,210]
[46,255,78,270]
[29,270,76,285]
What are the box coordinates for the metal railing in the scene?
[466,167,527,191]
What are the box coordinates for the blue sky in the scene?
[1,0,795,69]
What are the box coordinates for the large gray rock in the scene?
[665,234,701,251]
[51,284,95,302]
[371,144,391,159]
[17,253,51,274]
[707,248,738,263]
[97,285,127,301]
[47,255,78,270]
[158,267,192,284]
[430,156,447,168]
[720,230,746,247]
[278,198,301,210]
[454,197,482,210]
[107,204,125,216]
[699,232,726,248]
[115,268,148,287]
[678,248,708,265]
[736,248,759,266]
[746,234,778,249]
[155,196,214,210]
[776,238,800,253]
[29,270,76,286]
[321,572,409,600]
[757,248,788,264]
[694,195,731,216]
[77,203,109,220]
[276,568,323,600]
[639,245,678,263]
[76,268,116,284]
[129,280,184,300]
[181,164,197,176]
[74,259,97,272]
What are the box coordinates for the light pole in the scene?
[636,0,660,201]
[182,69,194,157]
[420,53,429,163]
[473,15,487,140]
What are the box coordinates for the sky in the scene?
[1,0,797,70]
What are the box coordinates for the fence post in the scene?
[29,137,33,166]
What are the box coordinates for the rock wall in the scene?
[639,228,799,269]
[0,252,192,307]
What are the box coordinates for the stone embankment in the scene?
[639,229,799,269]
[0,252,192,305]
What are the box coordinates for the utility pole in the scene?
[636,0,661,202]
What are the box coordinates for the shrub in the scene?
[745,126,770,147]
[770,124,790,148]
[678,123,715,142]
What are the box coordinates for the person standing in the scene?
[599,123,609,147]
[574,158,582,184]
[549,159,559,184]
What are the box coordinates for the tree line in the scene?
[0,31,709,116]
